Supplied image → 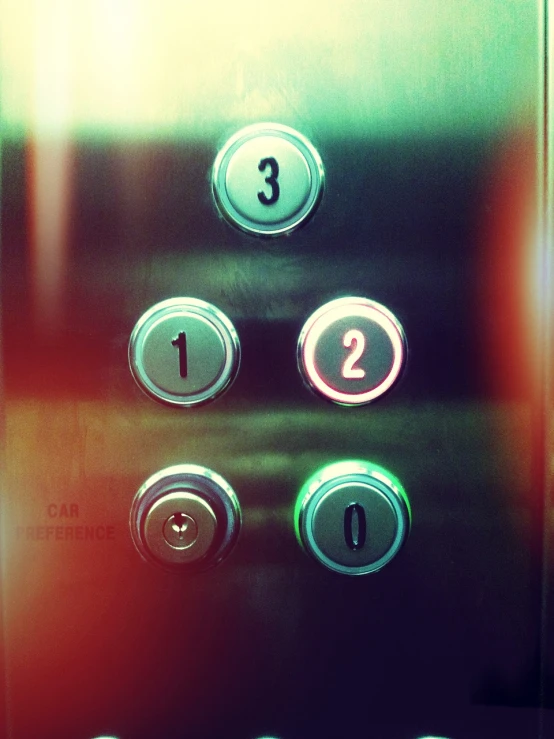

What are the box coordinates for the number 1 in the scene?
[172,332,188,378]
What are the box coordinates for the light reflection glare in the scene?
[29,138,71,334]
[0,0,535,138]
[478,129,540,399]
[28,0,73,334]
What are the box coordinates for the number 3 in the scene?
[342,329,366,379]
[257,157,280,205]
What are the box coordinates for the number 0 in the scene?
[344,503,367,550]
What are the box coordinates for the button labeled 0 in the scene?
[294,460,411,575]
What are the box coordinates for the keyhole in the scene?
[171,512,189,540]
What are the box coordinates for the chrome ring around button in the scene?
[298,297,407,406]
[212,123,324,237]
[129,298,240,408]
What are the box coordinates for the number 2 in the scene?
[257,157,280,205]
[342,329,366,379]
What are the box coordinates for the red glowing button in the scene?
[298,297,407,405]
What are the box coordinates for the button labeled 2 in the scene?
[129,298,240,407]
[298,297,407,405]
[212,123,324,236]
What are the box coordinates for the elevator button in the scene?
[212,123,324,236]
[298,297,407,406]
[130,465,241,570]
[294,460,410,575]
[129,298,240,408]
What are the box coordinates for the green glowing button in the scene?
[295,460,411,575]
[298,297,407,406]
[129,298,240,407]
[212,123,324,236]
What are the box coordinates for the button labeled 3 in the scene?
[129,298,240,407]
[130,465,241,570]
[295,460,410,575]
[213,123,324,236]
[298,297,407,405]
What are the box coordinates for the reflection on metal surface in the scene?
[28,138,72,334]
[477,131,543,400]
[0,0,537,138]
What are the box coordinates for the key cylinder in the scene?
[130,465,241,571]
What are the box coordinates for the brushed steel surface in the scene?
[0,1,549,738]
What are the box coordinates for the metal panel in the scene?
[0,1,549,737]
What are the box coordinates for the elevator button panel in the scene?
[212,123,324,236]
[298,297,407,405]
[128,298,240,407]
[130,465,241,570]
[295,460,410,575]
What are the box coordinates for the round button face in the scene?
[298,297,406,406]
[311,483,397,568]
[130,464,242,571]
[295,460,411,575]
[212,123,324,236]
[129,298,240,407]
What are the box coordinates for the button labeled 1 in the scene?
[295,460,411,575]
[298,297,406,405]
[212,123,324,236]
[129,298,240,407]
